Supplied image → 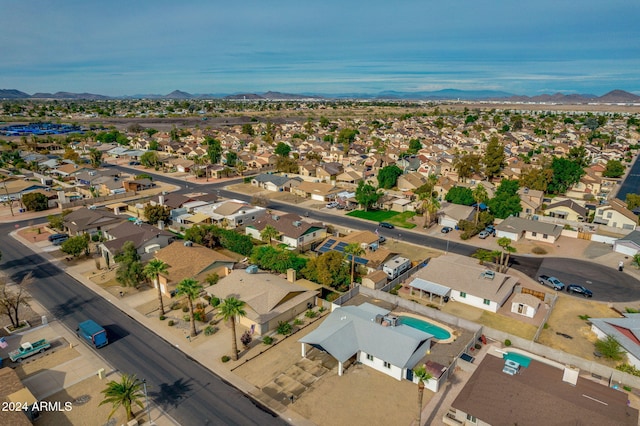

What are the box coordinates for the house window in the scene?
[366,354,374,361]
[466,413,478,424]
[483,299,490,306]
[531,232,537,237]
[607,212,613,219]
[460,292,466,298]
[383,361,391,369]
[543,234,548,239]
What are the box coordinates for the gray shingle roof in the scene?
[591,313,640,362]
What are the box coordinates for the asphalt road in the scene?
[1,222,285,426]
[616,154,640,202]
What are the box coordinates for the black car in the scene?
[379,222,395,229]
[441,226,453,233]
[567,284,593,297]
[48,233,68,242]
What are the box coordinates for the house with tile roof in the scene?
[245,213,327,250]
[207,269,318,335]
[413,254,518,313]
[153,241,235,297]
[250,174,302,192]
[299,303,434,385]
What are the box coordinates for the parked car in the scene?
[326,202,338,208]
[336,204,345,210]
[441,226,453,233]
[48,233,68,242]
[378,236,386,244]
[567,284,593,297]
[537,275,565,291]
[128,161,141,166]
[484,225,495,235]
[379,222,395,229]
[478,230,491,239]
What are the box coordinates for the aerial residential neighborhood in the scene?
[1,97,640,426]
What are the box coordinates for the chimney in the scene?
[287,268,296,283]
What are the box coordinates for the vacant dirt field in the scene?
[538,296,622,365]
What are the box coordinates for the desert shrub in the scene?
[305,310,317,318]
[294,318,303,326]
[221,355,230,363]
[182,306,189,313]
[625,308,640,314]
[543,323,549,329]
[196,302,205,310]
[204,325,218,336]
[578,314,590,320]
[531,246,547,255]
[170,302,180,310]
[595,336,626,360]
[240,330,252,348]
[624,385,633,392]
[168,320,175,326]
[326,292,340,302]
[277,321,293,335]
[389,284,402,295]
[209,296,220,307]
[183,314,190,322]
[616,364,640,377]
[159,315,166,321]
[318,306,326,313]
[193,308,207,322]
[504,339,512,347]
[263,336,274,345]
[474,343,482,350]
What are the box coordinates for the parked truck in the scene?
[76,320,108,348]
[9,339,51,362]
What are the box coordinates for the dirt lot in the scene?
[538,295,622,365]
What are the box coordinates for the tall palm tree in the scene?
[260,225,279,244]
[99,373,145,421]
[236,161,246,177]
[419,195,440,228]
[144,259,169,317]
[497,237,516,273]
[472,184,488,225]
[413,366,433,426]
[176,278,203,337]
[344,243,365,289]
[217,297,247,361]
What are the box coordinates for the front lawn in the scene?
[347,210,416,229]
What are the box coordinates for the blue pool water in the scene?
[398,316,451,340]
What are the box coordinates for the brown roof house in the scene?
[99,221,175,267]
[495,215,563,244]
[0,367,39,424]
[245,213,327,251]
[207,269,318,335]
[63,208,125,236]
[153,241,236,297]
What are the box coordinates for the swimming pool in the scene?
[398,316,451,340]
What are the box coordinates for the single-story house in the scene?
[153,241,235,297]
[361,270,389,290]
[613,230,640,256]
[251,174,302,192]
[291,181,341,202]
[591,313,640,369]
[412,254,517,313]
[245,213,327,250]
[495,216,563,243]
[299,303,435,387]
[63,208,125,236]
[207,269,318,336]
[438,203,474,229]
[99,221,175,266]
[123,178,155,192]
[191,199,266,228]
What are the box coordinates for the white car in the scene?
[326,202,338,208]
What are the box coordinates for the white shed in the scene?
[510,293,540,319]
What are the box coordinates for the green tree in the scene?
[140,151,159,168]
[413,366,433,426]
[22,192,48,211]
[519,166,553,192]
[260,225,279,244]
[603,160,625,178]
[274,142,291,157]
[337,128,358,145]
[483,136,505,179]
[217,297,247,361]
[497,237,516,273]
[301,251,350,290]
[472,185,489,225]
[453,153,481,181]
[241,123,255,136]
[205,137,222,164]
[487,179,522,219]
[176,278,203,338]
[60,235,88,257]
[275,156,299,173]
[377,165,403,189]
[626,194,640,211]
[115,241,145,287]
[406,138,422,155]
[47,209,71,230]
[89,148,103,168]
[250,245,307,273]
[225,151,238,167]
[548,157,585,194]
[99,373,145,422]
[567,145,589,168]
[595,335,626,361]
[344,243,365,288]
[417,192,440,228]
[445,186,474,206]
[355,180,382,211]
[143,204,170,225]
[144,259,169,317]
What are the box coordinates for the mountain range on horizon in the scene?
[1,88,639,104]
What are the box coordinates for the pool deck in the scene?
[390,311,457,344]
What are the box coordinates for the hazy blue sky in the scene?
[2,0,639,96]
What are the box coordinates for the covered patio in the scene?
[407,278,451,306]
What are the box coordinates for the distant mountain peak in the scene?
[164,90,193,99]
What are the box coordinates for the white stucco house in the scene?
[299,303,437,390]
[613,230,640,256]
[495,216,563,243]
[412,254,518,313]
[438,203,474,229]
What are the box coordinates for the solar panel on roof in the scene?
[354,257,369,265]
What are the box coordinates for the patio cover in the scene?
[408,278,451,297]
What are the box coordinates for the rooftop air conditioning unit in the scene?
[184,241,193,247]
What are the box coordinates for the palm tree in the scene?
[144,259,169,317]
[176,278,203,337]
[472,184,488,225]
[99,373,145,421]
[260,225,279,244]
[344,243,365,289]
[217,297,247,361]
[413,366,433,426]
[236,161,246,177]
[419,195,440,228]
[497,237,516,273]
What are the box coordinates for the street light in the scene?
[143,379,151,423]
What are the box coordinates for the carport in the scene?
[408,278,451,306]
